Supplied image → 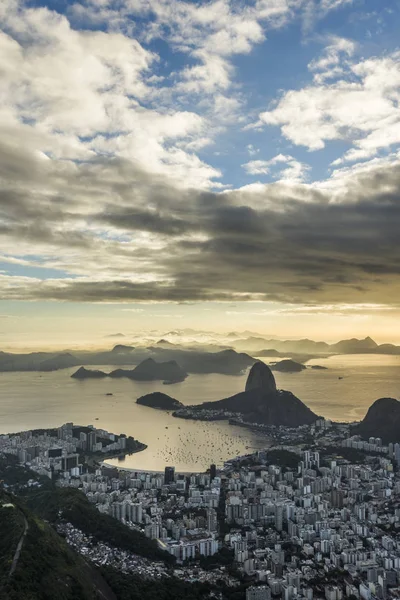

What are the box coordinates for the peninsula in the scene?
[173,361,318,427]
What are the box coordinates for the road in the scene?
[9,513,28,577]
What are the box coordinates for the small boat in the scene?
[338,377,343,380]
[106,392,113,396]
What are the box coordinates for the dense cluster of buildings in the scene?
[2,419,400,600]
[0,422,128,478]
[59,462,222,563]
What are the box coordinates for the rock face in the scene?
[354,397,400,443]
[270,360,306,373]
[177,361,318,427]
[136,392,184,410]
[245,361,277,393]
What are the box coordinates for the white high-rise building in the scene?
[246,585,271,600]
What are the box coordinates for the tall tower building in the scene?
[207,508,218,532]
[275,504,283,532]
[87,431,97,452]
[164,466,175,484]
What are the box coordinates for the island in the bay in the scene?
[270,359,307,372]
[72,357,188,384]
[136,391,184,410]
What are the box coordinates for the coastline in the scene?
[91,442,148,465]
[101,460,208,477]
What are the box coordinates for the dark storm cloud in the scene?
[1,136,400,305]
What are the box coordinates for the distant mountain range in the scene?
[0,346,255,375]
[232,335,393,355]
[173,361,318,427]
[0,335,398,374]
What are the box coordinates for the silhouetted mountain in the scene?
[245,361,276,393]
[38,352,80,371]
[111,358,187,383]
[105,333,125,338]
[71,366,107,379]
[330,336,378,353]
[136,392,184,410]
[72,359,188,383]
[354,397,400,443]
[232,335,386,356]
[254,349,283,357]
[0,335,398,374]
[270,360,306,373]
[376,343,400,355]
[111,344,135,353]
[145,348,255,375]
[234,337,331,354]
[175,361,318,427]
[156,339,175,346]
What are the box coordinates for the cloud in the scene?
[0,125,400,308]
[258,45,400,163]
[1,0,399,316]
[308,35,356,83]
[242,154,310,182]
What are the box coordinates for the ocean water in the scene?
[0,354,398,472]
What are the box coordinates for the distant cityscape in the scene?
[2,419,400,599]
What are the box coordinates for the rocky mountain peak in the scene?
[245,361,277,394]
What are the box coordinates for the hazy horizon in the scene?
[2,324,400,353]
[1,0,400,349]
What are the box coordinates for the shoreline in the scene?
[101,460,208,476]
[91,442,148,465]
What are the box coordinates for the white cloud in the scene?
[242,154,310,182]
[246,144,260,156]
[259,48,400,163]
[0,1,229,188]
[308,35,356,83]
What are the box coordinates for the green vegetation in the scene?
[0,496,24,578]
[320,446,367,464]
[0,492,114,600]
[101,567,248,600]
[24,486,173,564]
[266,449,301,469]
[101,568,211,600]
[199,547,234,569]
[0,454,42,488]
[1,488,247,600]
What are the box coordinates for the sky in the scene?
[1,0,400,348]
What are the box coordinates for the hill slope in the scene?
[175,362,317,427]
[354,397,400,444]
[0,491,116,600]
